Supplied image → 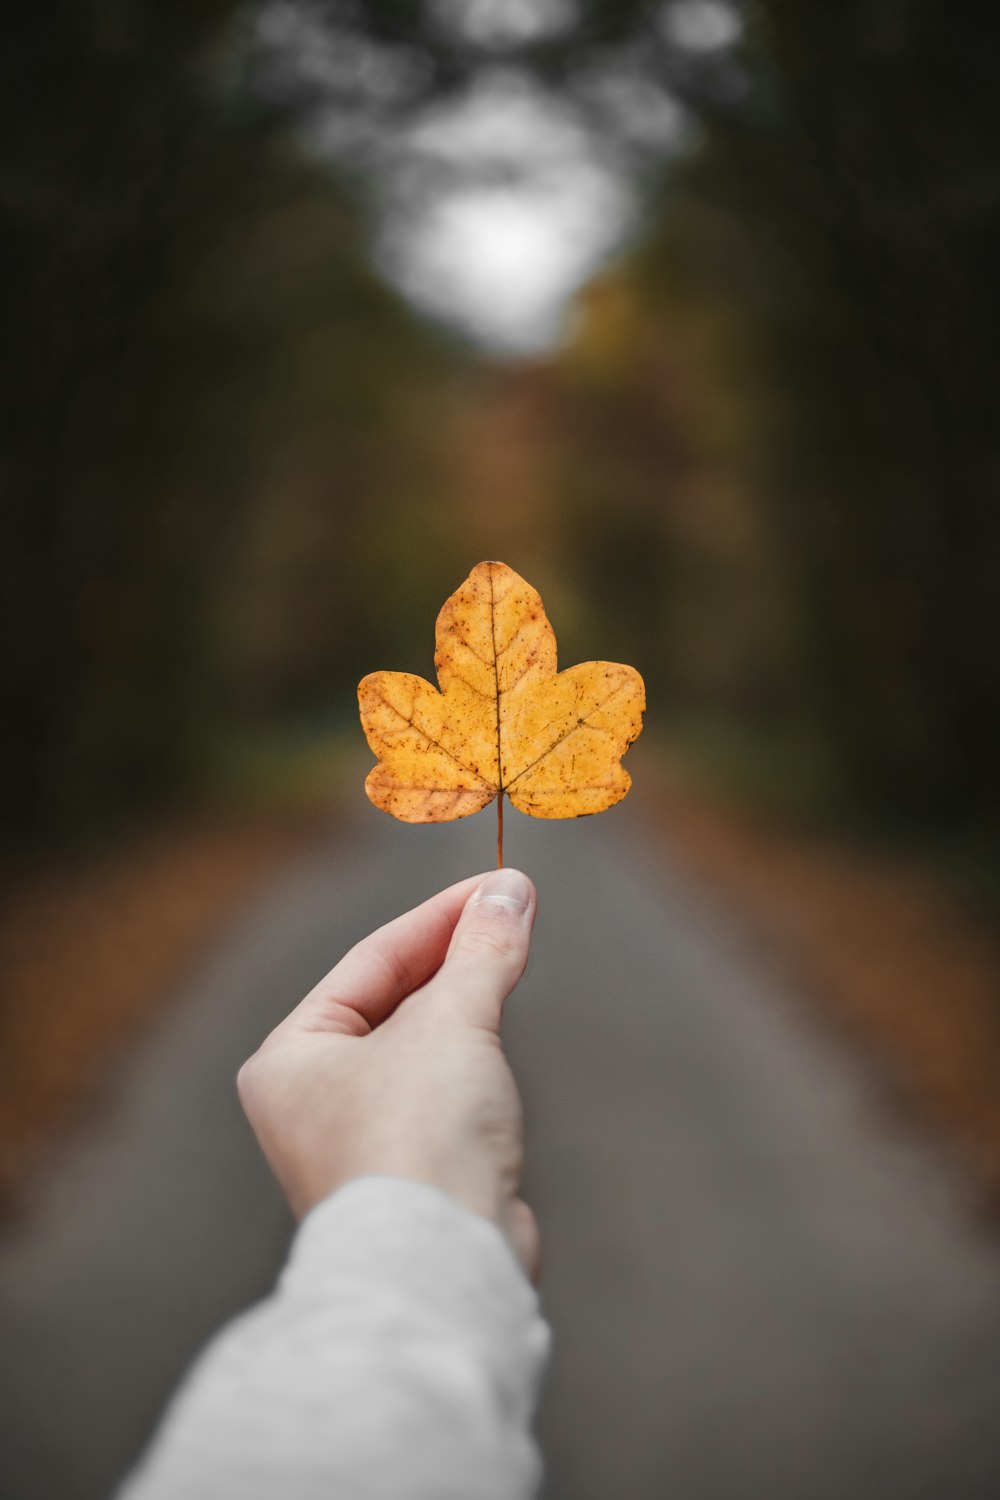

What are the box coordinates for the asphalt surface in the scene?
[2,799,1000,1500]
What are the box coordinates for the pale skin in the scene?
[236,867,540,1280]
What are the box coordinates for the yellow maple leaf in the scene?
[358,561,645,860]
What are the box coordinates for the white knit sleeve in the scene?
[116,1177,550,1500]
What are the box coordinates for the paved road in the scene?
[2,799,1000,1500]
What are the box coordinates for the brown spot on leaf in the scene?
[358,561,645,824]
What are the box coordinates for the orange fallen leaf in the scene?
[358,561,645,862]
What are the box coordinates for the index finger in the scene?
[285,873,490,1036]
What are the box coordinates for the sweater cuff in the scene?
[281,1177,549,1420]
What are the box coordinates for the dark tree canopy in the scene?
[3,0,998,846]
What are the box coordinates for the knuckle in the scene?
[235,1051,263,1104]
[236,1026,287,1104]
[456,923,523,965]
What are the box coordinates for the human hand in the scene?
[237,869,539,1277]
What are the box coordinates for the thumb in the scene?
[428,868,537,1031]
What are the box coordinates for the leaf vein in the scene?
[488,564,504,789]
[504,679,632,789]
[445,669,491,700]
[447,630,493,669]
[371,687,493,789]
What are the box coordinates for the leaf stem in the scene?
[497,793,504,869]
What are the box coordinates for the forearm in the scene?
[118,1178,550,1500]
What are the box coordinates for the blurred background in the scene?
[5,0,1000,850]
[3,2,1000,1497]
